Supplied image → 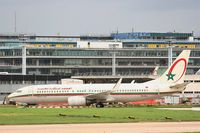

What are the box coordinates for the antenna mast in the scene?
[14,12,17,33]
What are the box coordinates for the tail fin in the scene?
[156,50,191,84]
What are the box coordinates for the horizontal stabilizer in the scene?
[170,82,189,89]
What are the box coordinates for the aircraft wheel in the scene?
[96,103,104,108]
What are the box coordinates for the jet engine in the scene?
[68,96,88,106]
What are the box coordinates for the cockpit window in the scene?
[16,90,22,93]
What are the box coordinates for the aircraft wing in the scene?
[86,78,122,100]
[169,82,189,90]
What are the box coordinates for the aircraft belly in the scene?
[34,96,68,103]
[14,95,68,104]
[14,96,36,104]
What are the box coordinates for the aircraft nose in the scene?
[7,93,13,99]
[7,98,16,105]
[7,94,16,105]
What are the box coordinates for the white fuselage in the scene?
[8,82,178,105]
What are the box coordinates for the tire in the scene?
[96,103,104,108]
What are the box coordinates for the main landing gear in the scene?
[96,102,104,108]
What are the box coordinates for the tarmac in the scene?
[158,107,200,111]
[1,122,200,133]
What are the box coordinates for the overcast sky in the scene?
[0,0,200,36]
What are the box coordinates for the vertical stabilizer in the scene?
[156,50,191,84]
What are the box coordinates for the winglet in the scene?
[86,78,122,100]
[112,78,122,92]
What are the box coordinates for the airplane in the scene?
[7,50,191,108]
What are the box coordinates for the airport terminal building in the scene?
[0,32,200,104]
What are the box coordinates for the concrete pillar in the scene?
[22,46,26,75]
[168,46,173,67]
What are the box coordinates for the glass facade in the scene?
[111,32,193,40]
[0,47,200,76]
[0,33,200,76]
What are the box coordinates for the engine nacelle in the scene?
[68,96,87,106]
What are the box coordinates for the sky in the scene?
[0,0,200,36]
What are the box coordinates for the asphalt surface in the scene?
[1,122,200,133]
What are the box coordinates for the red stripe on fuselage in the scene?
[10,92,173,99]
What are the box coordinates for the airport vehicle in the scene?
[7,50,190,107]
